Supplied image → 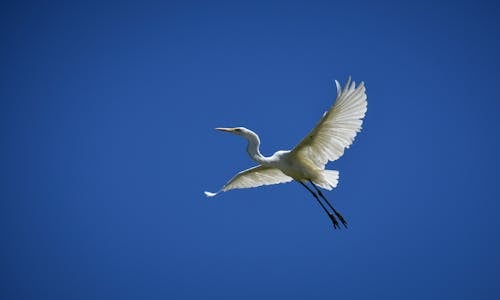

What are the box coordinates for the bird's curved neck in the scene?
[245,131,271,165]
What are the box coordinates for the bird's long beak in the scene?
[215,127,234,132]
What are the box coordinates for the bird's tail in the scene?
[313,170,339,190]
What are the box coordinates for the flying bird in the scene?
[204,77,367,229]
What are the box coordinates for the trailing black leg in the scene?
[298,181,340,229]
[309,180,348,228]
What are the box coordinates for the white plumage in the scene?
[204,77,367,229]
[291,79,367,169]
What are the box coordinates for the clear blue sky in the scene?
[1,0,500,299]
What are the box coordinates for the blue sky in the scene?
[1,0,500,299]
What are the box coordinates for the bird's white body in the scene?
[243,142,337,190]
[205,77,367,197]
[272,151,339,189]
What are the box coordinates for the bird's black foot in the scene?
[335,212,348,229]
[328,213,340,229]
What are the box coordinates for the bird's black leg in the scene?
[309,180,348,228]
[299,181,340,229]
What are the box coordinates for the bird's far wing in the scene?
[204,165,293,197]
[290,77,367,169]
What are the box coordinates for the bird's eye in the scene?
[235,128,241,132]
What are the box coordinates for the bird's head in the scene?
[215,127,250,136]
[215,127,260,143]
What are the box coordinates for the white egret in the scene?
[204,77,367,229]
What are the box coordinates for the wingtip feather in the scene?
[204,191,218,197]
[343,76,352,93]
[335,80,341,95]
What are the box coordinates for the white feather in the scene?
[204,191,218,197]
[290,78,367,168]
[222,165,293,192]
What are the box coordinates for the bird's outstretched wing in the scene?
[290,77,367,169]
[204,165,293,197]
